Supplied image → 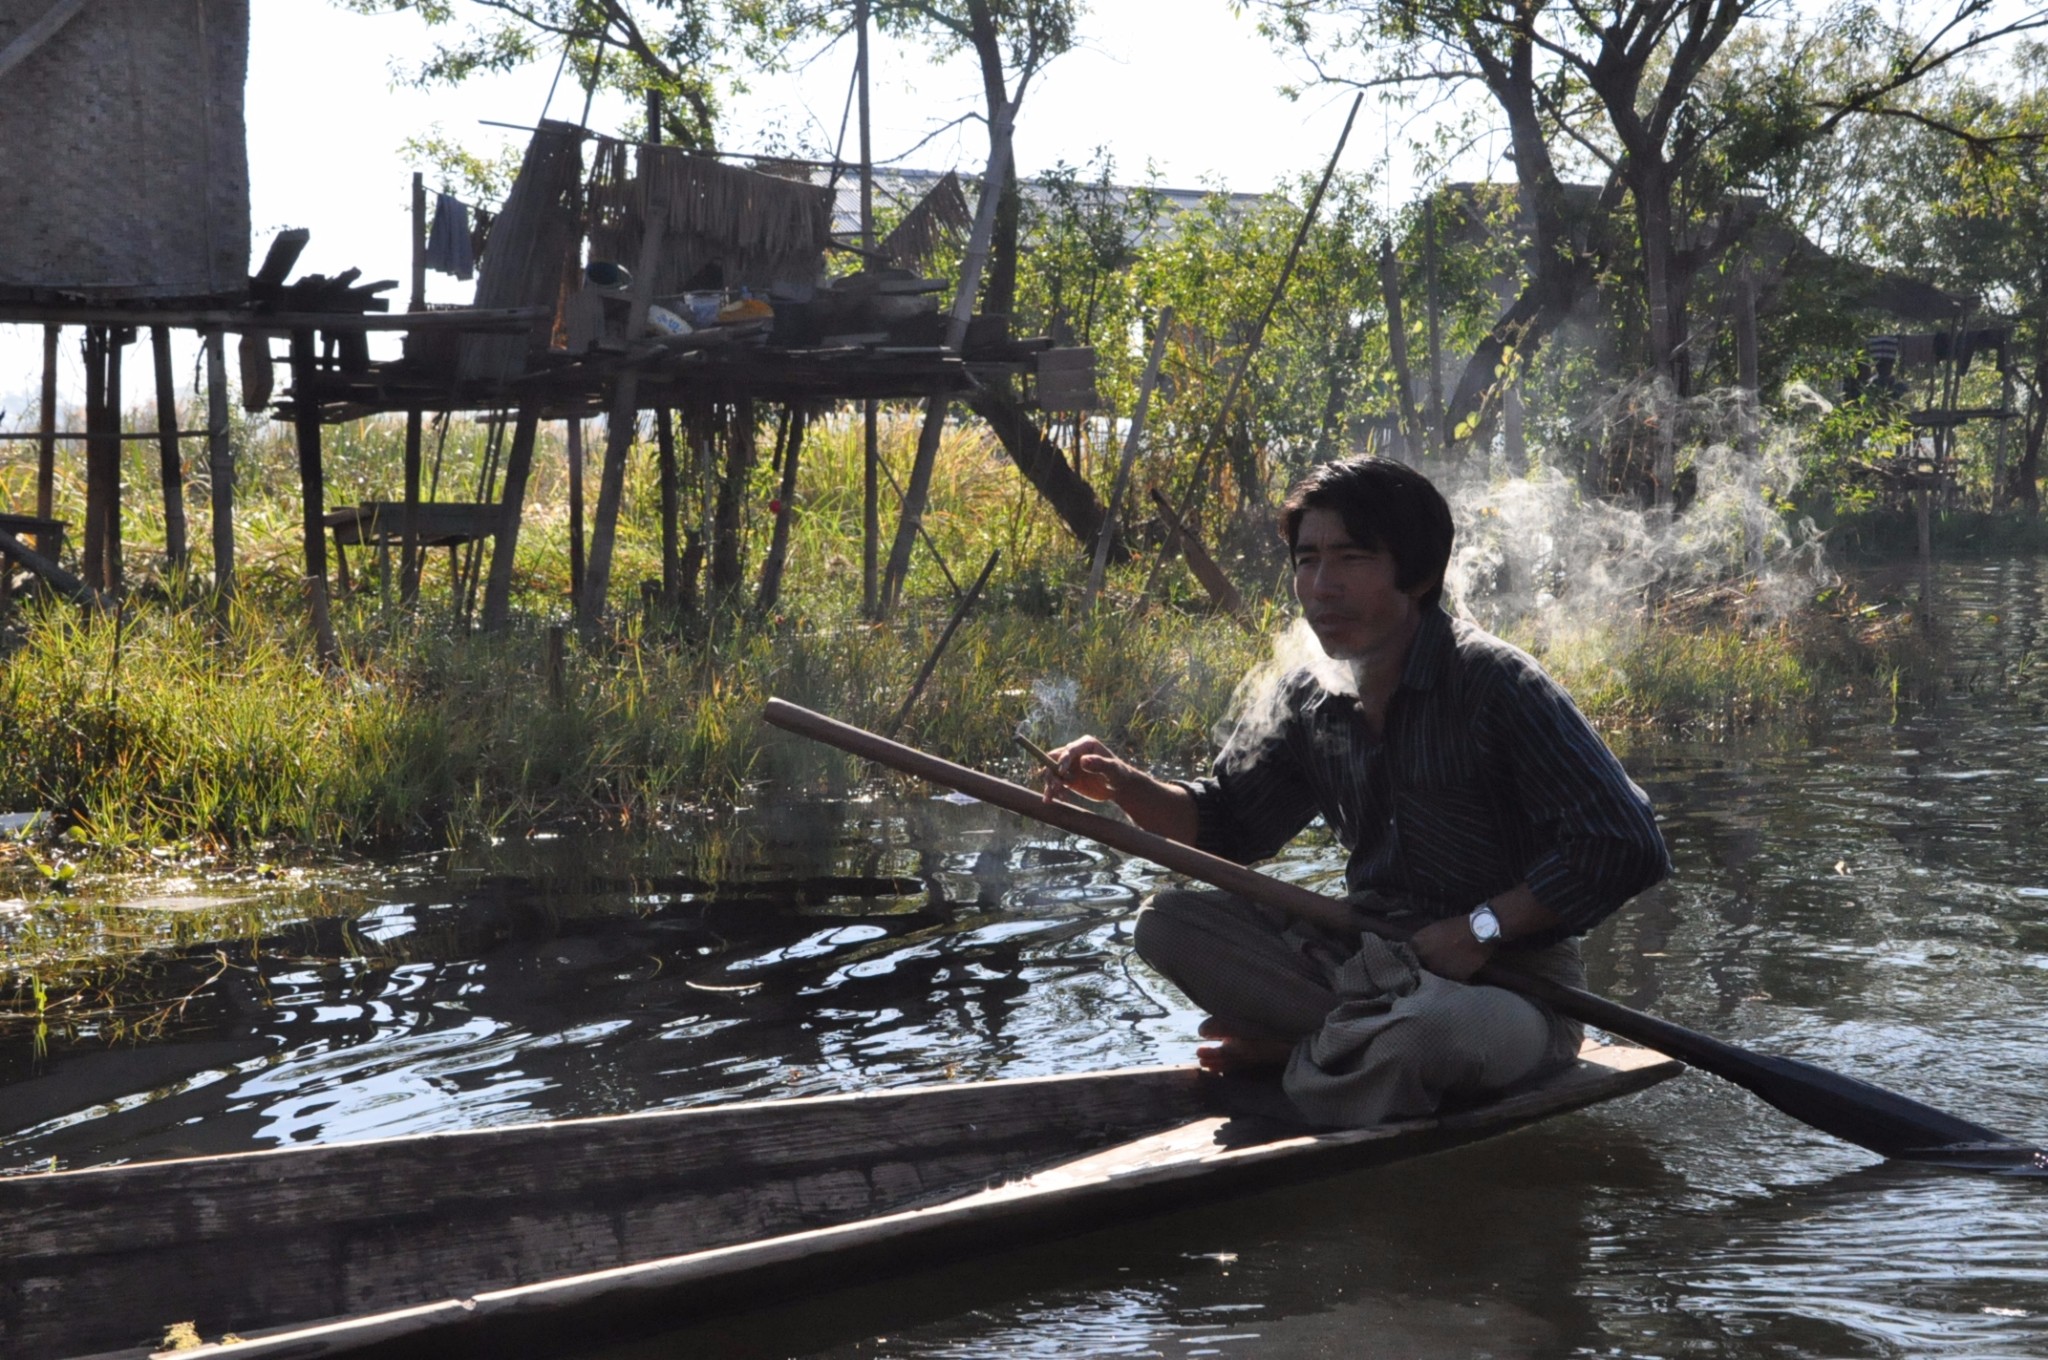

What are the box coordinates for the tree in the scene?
[336,1,772,147]
[1258,0,2048,479]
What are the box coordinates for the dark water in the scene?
[6,558,2048,1358]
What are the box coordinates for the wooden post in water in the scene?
[1378,236,1425,464]
[1083,308,1171,618]
[150,326,188,572]
[1422,197,1445,461]
[580,208,665,625]
[754,405,807,618]
[402,170,428,605]
[36,324,57,526]
[710,399,758,602]
[1736,260,1760,461]
[566,417,586,602]
[204,326,234,600]
[481,406,541,631]
[288,329,339,664]
[657,407,680,600]
[857,0,880,618]
[1503,376,1527,474]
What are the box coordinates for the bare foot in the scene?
[1196,1036,1294,1073]
[1193,1017,1292,1073]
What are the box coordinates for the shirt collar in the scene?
[1400,605,1454,693]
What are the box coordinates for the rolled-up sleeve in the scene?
[1176,704,1324,867]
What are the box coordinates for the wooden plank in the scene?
[252,229,311,289]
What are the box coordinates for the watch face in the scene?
[1470,905,1502,943]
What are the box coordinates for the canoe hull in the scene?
[5,1042,1679,1360]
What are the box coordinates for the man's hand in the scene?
[1040,736,1200,844]
[1042,736,1138,805]
[1408,914,1496,982]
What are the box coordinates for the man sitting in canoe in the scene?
[1045,456,1670,1127]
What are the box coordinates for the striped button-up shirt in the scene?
[1181,606,1668,941]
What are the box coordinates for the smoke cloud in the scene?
[1220,386,1837,756]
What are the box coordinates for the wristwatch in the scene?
[1467,902,1503,945]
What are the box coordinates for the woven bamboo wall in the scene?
[0,0,250,299]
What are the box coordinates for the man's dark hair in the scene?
[1279,457,1455,608]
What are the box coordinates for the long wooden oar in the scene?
[763,698,2048,1176]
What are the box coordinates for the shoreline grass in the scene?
[0,408,1948,1049]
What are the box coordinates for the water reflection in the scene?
[3,560,2048,1357]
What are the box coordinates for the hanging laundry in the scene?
[425,192,475,280]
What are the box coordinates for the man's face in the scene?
[1290,507,1429,663]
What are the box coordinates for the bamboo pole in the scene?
[1083,308,1171,618]
[879,105,1016,616]
[1141,92,1363,609]
[884,549,1000,740]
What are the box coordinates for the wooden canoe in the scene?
[3,1040,1679,1360]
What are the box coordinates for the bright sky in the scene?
[0,1,1441,412]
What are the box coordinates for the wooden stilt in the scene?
[481,407,541,631]
[879,397,946,616]
[754,405,808,618]
[400,408,424,604]
[1083,309,1171,618]
[580,209,666,624]
[1378,235,1425,463]
[656,407,680,600]
[81,328,107,591]
[104,328,128,592]
[204,326,234,600]
[150,326,189,571]
[710,399,758,601]
[288,329,339,665]
[36,324,57,527]
[1736,260,1760,461]
[862,400,879,617]
[566,417,586,602]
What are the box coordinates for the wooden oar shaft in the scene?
[763,698,1353,933]
[763,698,2048,1173]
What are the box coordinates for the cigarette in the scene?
[1014,732,1062,774]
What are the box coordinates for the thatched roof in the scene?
[0,0,250,301]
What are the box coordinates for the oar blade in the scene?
[1498,971,2048,1173]
[1724,1049,2048,1172]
